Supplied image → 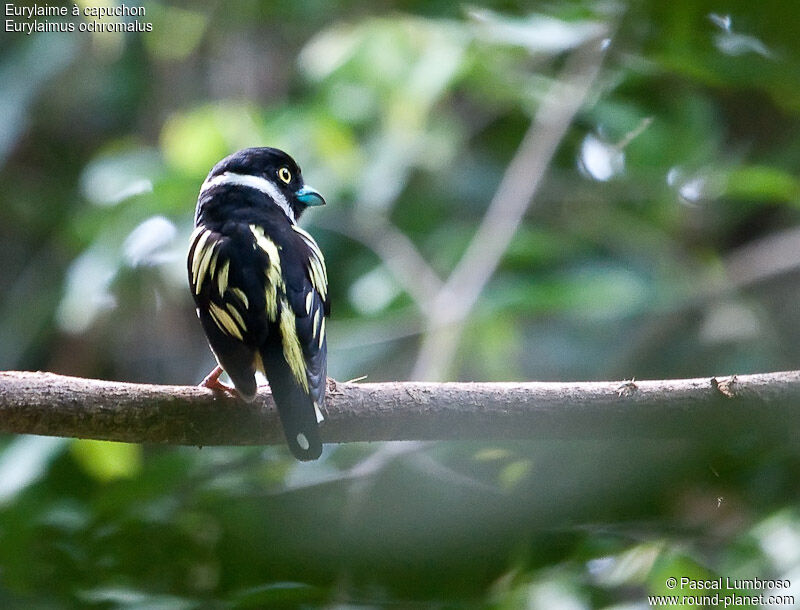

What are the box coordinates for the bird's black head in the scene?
[199,147,325,223]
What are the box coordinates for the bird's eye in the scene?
[278,167,292,183]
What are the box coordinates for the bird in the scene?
[188,147,329,461]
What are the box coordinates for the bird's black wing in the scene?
[253,223,328,461]
[285,224,329,411]
[188,222,271,401]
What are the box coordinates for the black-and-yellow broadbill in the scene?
[188,147,329,461]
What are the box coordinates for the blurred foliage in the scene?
[3,0,800,607]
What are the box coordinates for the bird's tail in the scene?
[260,349,322,461]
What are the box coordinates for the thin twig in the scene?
[412,36,611,380]
[320,212,443,309]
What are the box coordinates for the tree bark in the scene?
[0,371,799,446]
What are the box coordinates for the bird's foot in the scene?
[326,376,341,394]
[200,366,238,398]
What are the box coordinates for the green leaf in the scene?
[160,103,264,176]
[724,165,800,203]
[71,440,142,482]
[143,5,208,61]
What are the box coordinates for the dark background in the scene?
[2,0,800,607]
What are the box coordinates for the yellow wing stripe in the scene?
[209,302,243,340]
[231,288,249,309]
[208,249,219,279]
[308,257,327,300]
[190,229,211,286]
[249,224,283,321]
[279,300,309,392]
[291,225,328,300]
[292,225,327,274]
[189,225,205,251]
[216,260,229,298]
[195,245,217,295]
[265,287,278,322]
[226,302,246,332]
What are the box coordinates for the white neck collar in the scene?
[201,172,296,223]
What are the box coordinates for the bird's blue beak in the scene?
[296,185,326,207]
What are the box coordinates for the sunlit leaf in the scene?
[123,215,178,267]
[160,104,264,176]
[499,459,531,490]
[71,440,142,482]
[469,8,607,54]
[80,148,161,207]
[143,5,208,61]
[56,246,119,334]
[724,165,800,203]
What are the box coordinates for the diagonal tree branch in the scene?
[1,370,799,446]
[412,35,611,380]
[320,212,443,308]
